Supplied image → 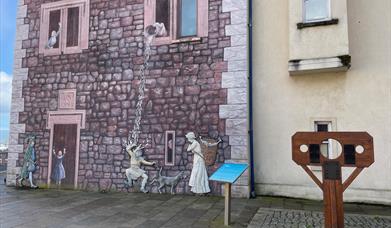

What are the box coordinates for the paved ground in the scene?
[1,172,390,227]
[249,197,391,228]
[0,173,258,228]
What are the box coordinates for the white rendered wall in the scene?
[252,0,391,204]
[289,0,349,60]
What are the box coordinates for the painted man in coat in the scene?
[18,136,38,188]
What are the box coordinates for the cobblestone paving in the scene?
[248,208,391,228]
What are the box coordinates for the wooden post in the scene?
[323,180,344,228]
[224,182,231,226]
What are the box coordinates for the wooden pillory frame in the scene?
[292,132,374,228]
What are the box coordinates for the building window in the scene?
[315,121,331,158]
[310,121,333,169]
[303,0,330,22]
[165,131,176,166]
[144,0,208,45]
[39,0,90,55]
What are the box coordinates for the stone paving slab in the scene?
[248,208,391,228]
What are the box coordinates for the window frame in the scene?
[39,0,89,56]
[144,0,208,45]
[311,120,334,171]
[164,131,176,166]
[302,0,331,23]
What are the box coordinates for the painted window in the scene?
[144,0,208,45]
[39,0,89,55]
[165,131,176,166]
[156,0,170,36]
[178,0,197,37]
[303,0,330,22]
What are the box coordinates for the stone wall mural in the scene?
[8,0,250,197]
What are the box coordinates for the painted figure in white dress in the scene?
[186,132,210,194]
[46,23,61,49]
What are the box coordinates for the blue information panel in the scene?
[209,163,248,184]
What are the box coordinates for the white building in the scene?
[252,0,390,204]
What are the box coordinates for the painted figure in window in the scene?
[124,141,156,193]
[46,22,61,49]
[144,22,167,45]
[185,132,211,194]
[17,135,38,188]
[51,148,66,186]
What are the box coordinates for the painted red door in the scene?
[52,124,77,188]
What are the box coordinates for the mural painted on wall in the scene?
[51,148,66,186]
[123,139,156,193]
[120,22,223,194]
[51,124,78,188]
[46,22,61,49]
[17,136,38,188]
[11,0,234,195]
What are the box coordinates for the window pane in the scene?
[165,131,175,165]
[156,0,170,36]
[67,7,80,47]
[316,124,328,132]
[179,0,197,37]
[304,0,329,22]
[167,133,173,163]
[48,10,61,49]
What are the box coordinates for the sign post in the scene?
[210,163,248,226]
[292,132,374,228]
[224,183,231,225]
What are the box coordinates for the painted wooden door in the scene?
[52,124,77,187]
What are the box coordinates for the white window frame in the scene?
[314,121,332,157]
[311,120,335,171]
[302,0,331,23]
[39,0,90,56]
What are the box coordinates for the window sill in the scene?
[152,36,202,46]
[297,18,339,29]
[172,37,202,44]
[41,48,83,56]
[288,55,351,75]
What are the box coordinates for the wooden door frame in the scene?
[47,110,86,188]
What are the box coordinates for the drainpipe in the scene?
[248,0,256,198]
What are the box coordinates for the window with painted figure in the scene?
[156,0,170,36]
[145,0,208,45]
[48,10,61,49]
[303,0,330,22]
[39,0,89,55]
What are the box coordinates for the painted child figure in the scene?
[186,132,211,195]
[124,142,156,193]
[51,148,66,186]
